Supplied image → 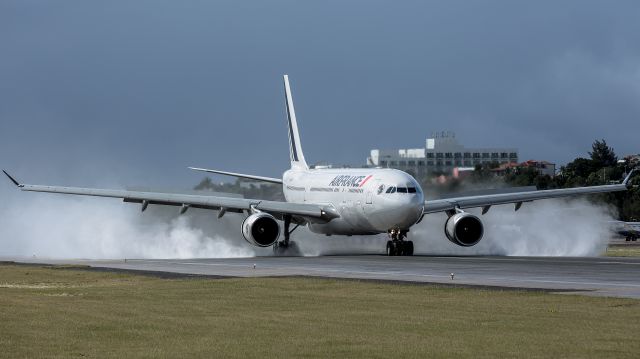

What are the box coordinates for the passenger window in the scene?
[397,187,407,193]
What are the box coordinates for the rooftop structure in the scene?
[492,160,556,177]
[367,131,518,177]
[623,154,640,165]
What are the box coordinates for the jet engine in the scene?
[444,212,484,247]
[242,212,280,247]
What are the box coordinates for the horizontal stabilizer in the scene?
[188,167,283,184]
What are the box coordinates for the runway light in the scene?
[450,273,455,280]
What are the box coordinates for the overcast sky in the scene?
[1,1,639,188]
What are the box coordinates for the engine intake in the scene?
[242,213,280,247]
[444,212,484,247]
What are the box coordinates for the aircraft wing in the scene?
[2,171,338,223]
[423,170,636,215]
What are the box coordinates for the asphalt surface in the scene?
[9,255,640,299]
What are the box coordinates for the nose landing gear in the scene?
[386,229,414,256]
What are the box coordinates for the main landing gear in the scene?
[273,215,302,256]
[386,229,414,256]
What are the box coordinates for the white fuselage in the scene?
[283,168,424,235]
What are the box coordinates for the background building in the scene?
[367,131,518,177]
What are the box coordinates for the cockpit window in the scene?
[385,186,420,194]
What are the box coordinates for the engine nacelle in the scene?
[242,213,280,247]
[444,212,484,247]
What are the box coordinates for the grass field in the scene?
[1,263,640,358]
[605,245,640,257]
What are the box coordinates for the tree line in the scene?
[455,139,639,221]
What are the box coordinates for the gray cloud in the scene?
[1,1,639,187]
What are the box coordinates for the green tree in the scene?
[562,158,596,179]
[470,164,494,183]
[589,139,617,168]
[504,167,537,187]
[194,177,214,190]
[193,177,284,201]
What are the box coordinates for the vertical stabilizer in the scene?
[283,75,309,170]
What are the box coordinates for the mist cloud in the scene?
[294,198,615,257]
[412,198,615,256]
[0,184,615,259]
[0,188,258,259]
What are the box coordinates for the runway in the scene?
[12,255,640,299]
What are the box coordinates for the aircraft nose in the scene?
[408,194,424,215]
[387,194,423,227]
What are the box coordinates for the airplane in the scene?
[609,221,640,242]
[3,75,637,256]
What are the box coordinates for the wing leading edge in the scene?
[423,169,636,215]
[2,171,338,222]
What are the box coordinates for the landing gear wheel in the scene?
[385,229,414,256]
[404,241,414,256]
[273,240,301,256]
[397,242,405,256]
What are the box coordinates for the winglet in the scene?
[2,170,22,187]
[623,168,637,188]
